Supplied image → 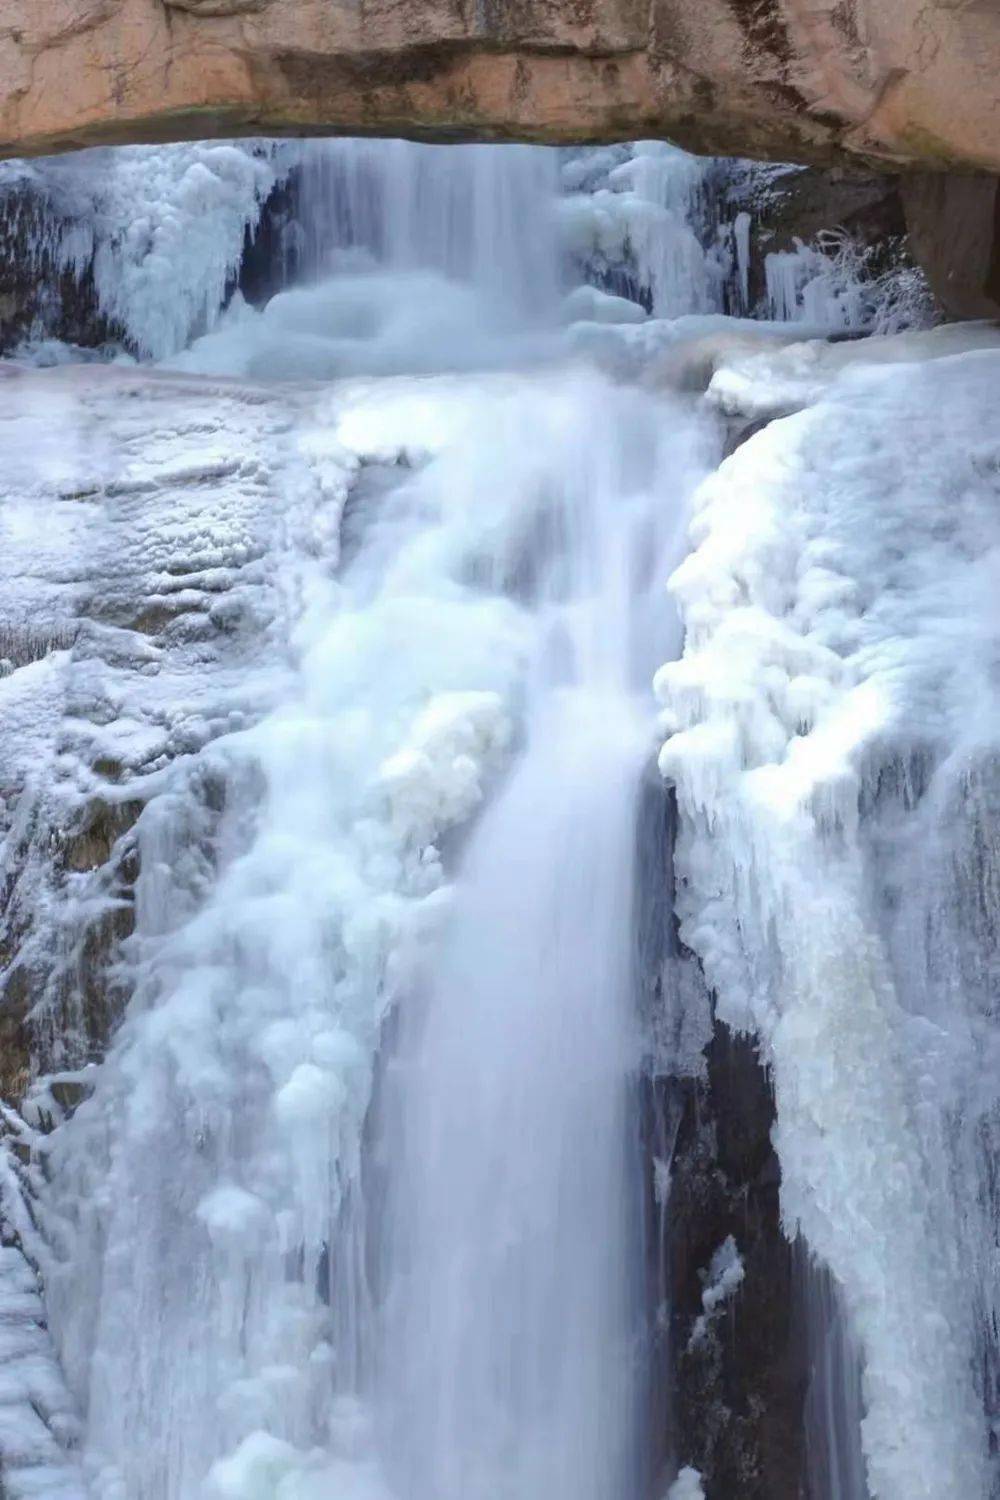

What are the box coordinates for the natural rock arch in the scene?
[2,0,1000,174]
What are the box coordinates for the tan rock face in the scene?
[0,0,999,173]
[902,174,1000,318]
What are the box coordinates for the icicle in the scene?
[0,142,287,358]
[733,210,752,314]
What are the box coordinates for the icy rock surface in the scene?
[0,360,351,1497]
[659,327,1000,1499]
[0,144,283,358]
[0,362,309,1100]
[557,143,721,319]
[0,343,714,1500]
[0,1246,85,1500]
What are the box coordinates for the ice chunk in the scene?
[689,1235,745,1346]
[667,1468,705,1500]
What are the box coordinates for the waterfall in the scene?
[798,1250,869,1500]
[2,131,988,1500]
[293,139,560,323]
[10,139,716,1500]
[373,382,692,1500]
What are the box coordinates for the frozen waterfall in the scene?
[1,140,714,1500]
[0,133,996,1500]
[44,369,707,1500]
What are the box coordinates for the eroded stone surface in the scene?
[1,0,1000,174]
[903,173,1000,318]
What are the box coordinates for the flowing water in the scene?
[8,131,975,1500]
[373,389,691,1500]
[20,139,715,1500]
[293,138,561,321]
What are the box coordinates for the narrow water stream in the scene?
[372,384,692,1500]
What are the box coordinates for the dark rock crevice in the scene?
[637,775,811,1500]
[663,1027,805,1500]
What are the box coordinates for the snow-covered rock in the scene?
[659,327,1000,1500]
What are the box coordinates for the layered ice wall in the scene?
[762,235,934,334]
[0,361,316,1500]
[0,137,931,364]
[0,144,283,358]
[658,331,1000,1498]
[558,143,721,317]
[0,138,709,363]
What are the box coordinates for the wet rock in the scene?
[165,0,272,11]
[48,1076,93,1114]
[664,1028,805,1500]
[0,967,32,1105]
[0,182,120,352]
[62,798,143,873]
[1,796,142,1108]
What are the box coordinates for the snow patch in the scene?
[689,1235,745,1347]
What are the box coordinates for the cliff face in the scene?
[2,0,1000,175]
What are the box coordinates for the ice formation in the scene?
[667,1469,706,1500]
[658,329,1000,1498]
[18,367,708,1500]
[558,143,720,318]
[0,140,718,1496]
[0,143,283,357]
[0,130,995,1500]
[689,1235,745,1346]
[763,233,935,333]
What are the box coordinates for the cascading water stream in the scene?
[373,389,692,1500]
[17,139,718,1500]
[293,139,560,322]
[7,129,973,1500]
[380,703,645,1500]
[798,1252,869,1500]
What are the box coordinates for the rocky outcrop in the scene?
[902,173,1000,319]
[0,186,122,350]
[2,0,1000,176]
[664,1028,805,1500]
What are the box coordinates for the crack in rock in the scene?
[163,0,271,14]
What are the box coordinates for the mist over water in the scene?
[170,140,565,381]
